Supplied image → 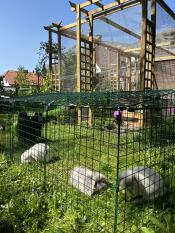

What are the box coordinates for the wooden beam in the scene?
[48,25,175,58]
[88,14,94,126]
[157,0,175,20]
[60,22,77,31]
[78,3,141,41]
[76,4,82,124]
[70,0,101,11]
[117,51,120,90]
[157,47,175,57]
[52,22,62,28]
[60,19,88,31]
[61,1,141,32]
[79,0,101,9]
[69,1,77,11]
[151,0,158,90]
[61,29,77,40]
[70,0,140,17]
[61,28,90,42]
[87,1,174,58]
[90,0,140,17]
[156,41,175,47]
[89,1,121,14]
[69,1,89,15]
[140,0,147,90]
[47,26,132,56]
[45,26,140,58]
[61,28,139,57]
[92,1,104,8]
[155,55,175,61]
[91,0,140,38]
[89,14,94,91]
[100,17,140,39]
[76,4,81,92]
[43,25,54,30]
[48,30,52,91]
[124,47,140,52]
[124,41,175,52]
[127,56,131,91]
[57,28,61,92]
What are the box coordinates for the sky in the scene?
[0,0,174,74]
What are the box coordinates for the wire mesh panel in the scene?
[93,3,142,92]
[61,31,77,92]
[0,90,175,232]
[154,1,175,89]
[0,98,13,160]
[155,60,175,89]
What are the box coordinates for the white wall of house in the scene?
[3,77,16,91]
[3,78,11,87]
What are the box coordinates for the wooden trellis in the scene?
[140,0,157,90]
[44,0,175,92]
[44,23,61,92]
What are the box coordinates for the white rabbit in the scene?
[21,143,51,164]
[70,166,107,196]
[119,166,167,202]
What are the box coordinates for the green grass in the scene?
[1,121,175,233]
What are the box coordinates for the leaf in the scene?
[141,227,155,233]
[150,216,165,229]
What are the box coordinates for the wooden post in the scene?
[117,51,120,90]
[140,0,147,90]
[127,56,131,91]
[89,14,94,91]
[151,0,156,27]
[76,4,82,124]
[88,14,94,126]
[58,29,62,92]
[76,4,81,92]
[151,0,157,89]
[140,0,147,130]
[107,49,111,89]
[48,30,52,91]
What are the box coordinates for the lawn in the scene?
[0,111,175,233]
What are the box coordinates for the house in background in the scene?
[1,70,42,92]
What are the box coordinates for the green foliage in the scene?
[38,41,76,75]
[0,75,4,94]
[15,66,32,88]
[37,41,76,77]
[14,66,40,96]
[1,118,175,232]
[62,47,76,77]
[141,227,155,233]
[138,116,175,146]
[39,75,51,93]
[38,42,58,69]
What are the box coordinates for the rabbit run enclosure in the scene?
[0,90,175,232]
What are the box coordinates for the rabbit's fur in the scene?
[21,143,51,164]
[119,167,167,203]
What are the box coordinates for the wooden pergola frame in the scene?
[44,0,175,92]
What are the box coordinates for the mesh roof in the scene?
[0,90,174,111]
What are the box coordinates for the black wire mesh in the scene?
[0,90,175,232]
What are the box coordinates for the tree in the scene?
[62,47,76,76]
[15,66,31,87]
[37,42,58,75]
[37,42,76,77]
[36,41,77,92]
[0,75,4,95]
[39,75,51,93]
